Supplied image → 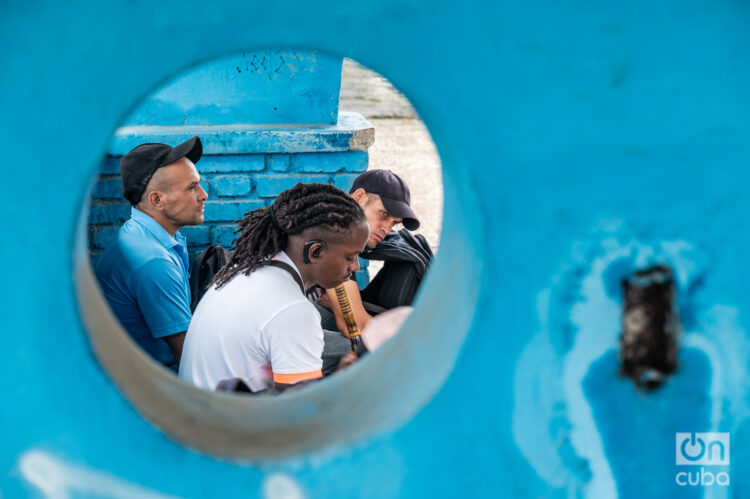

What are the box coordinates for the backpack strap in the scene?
[267,260,304,294]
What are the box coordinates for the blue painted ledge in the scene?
[109,111,374,155]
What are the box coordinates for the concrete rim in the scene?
[73,55,483,462]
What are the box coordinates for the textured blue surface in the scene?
[110,112,372,155]
[3,1,750,498]
[584,348,711,499]
[123,50,343,126]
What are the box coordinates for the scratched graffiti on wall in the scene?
[237,49,319,79]
[122,49,342,126]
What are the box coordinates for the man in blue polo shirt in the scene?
[96,136,207,371]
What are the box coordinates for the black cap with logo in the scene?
[350,169,420,230]
[120,136,203,205]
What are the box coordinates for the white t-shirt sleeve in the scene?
[264,300,324,384]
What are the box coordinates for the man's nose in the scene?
[198,185,208,200]
[349,259,360,273]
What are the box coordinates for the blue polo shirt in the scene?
[95,207,192,369]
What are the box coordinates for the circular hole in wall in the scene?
[74,48,479,459]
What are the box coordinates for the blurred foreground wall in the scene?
[2,1,750,498]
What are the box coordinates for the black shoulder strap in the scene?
[267,260,304,294]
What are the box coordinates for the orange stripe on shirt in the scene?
[273,370,322,384]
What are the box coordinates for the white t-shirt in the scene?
[178,251,324,392]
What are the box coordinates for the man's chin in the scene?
[324,277,349,289]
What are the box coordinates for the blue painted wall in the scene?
[87,51,372,279]
[3,1,750,498]
[124,50,343,126]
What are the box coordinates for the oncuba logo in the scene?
[675,433,730,487]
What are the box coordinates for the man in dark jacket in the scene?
[317,169,432,363]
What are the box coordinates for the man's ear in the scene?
[146,189,163,210]
[351,188,367,205]
[303,240,326,264]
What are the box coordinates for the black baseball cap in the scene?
[120,136,203,205]
[350,169,420,230]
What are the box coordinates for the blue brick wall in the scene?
[88,150,369,269]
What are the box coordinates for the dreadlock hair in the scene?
[212,182,366,289]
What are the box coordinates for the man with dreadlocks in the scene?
[178,183,369,392]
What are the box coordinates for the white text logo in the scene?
[675,433,730,487]
[676,433,729,465]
